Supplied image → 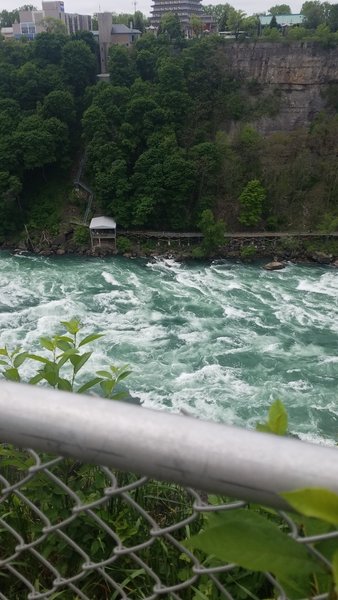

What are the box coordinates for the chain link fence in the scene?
[0,383,337,599]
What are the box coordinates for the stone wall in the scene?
[221,42,338,134]
[223,234,338,262]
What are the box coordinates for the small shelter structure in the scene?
[89,216,116,250]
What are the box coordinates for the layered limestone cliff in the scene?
[223,41,338,134]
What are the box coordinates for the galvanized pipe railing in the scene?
[0,382,337,509]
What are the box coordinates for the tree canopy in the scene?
[1,15,338,243]
[0,29,98,238]
[81,34,338,234]
[269,4,292,15]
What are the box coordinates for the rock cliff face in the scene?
[223,41,338,134]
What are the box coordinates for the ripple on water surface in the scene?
[0,253,337,444]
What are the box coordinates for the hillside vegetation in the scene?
[83,35,338,233]
[0,31,97,241]
[1,31,338,243]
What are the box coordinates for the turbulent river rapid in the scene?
[0,252,337,444]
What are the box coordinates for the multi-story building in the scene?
[150,0,216,35]
[12,9,45,39]
[12,2,92,39]
[42,1,65,23]
[65,13,92,34]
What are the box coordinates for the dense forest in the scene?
[1,15,338,246]
[84,33,338,233]
[0,30,97,239]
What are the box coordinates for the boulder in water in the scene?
[263,261,286,271]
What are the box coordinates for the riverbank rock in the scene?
[311,251,332,264]
[332,259,338,268]
[263,261,286,271]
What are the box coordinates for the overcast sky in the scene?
[1,0,303,17]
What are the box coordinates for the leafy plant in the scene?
[277,236,301,256]
[238,180,266,227]
[282,488,338,526]
[191,244,206,259]
[186,508,323,598]
[318,212,338,233]
[265,215,279,231]
[186,402,338,599]
[0,346,337,600]
[240,245,256,260]
[199,209,226,256]
[304,239,338,256]
[73,224,90,246]
[140,239,157,254]
[0,319,133,401]
[117,235,133,253]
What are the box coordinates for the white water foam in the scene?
[0,254,336,444]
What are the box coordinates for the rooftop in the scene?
[259,13,304,26]
[90,216,117,230]
[111,24,141,34]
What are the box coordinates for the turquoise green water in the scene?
[0,253,337,443]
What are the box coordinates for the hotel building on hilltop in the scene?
[10,1,91,39]
[150,0,216,36]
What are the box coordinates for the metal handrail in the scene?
[0,382,337,509]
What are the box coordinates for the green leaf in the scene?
[79,333,104,347]
[186,509,321,584]
[40,337,55,352]
[268,399,288,435]
[57,378,72,392]
[100,379,115,397]
[256,399,288,435]
[13,352,28,368]
[77,377,102,394]
[57,348,78,367]
[96,370,112,378]
[55,340,72,351]
[333,551,338,592]
[317,538,338,565]
[0,348,8,356]
[0,359,8,365]
[29,374,43,385]
[61,319,81,335]
[111,391,128,400]
[277,573,313,599]
[55,336,73,343]
[40,363,59,387]
[27,353,51,364]
[191,587,210,600]
[281,488,338,526]
[4,367,20,382]
[292,514,333,537]
[70,351,91,375]
[116,370,132,382]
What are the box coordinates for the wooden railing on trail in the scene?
[122,230,203,239]
[121,230,338,239]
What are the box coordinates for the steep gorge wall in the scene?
[223,41,338,134]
